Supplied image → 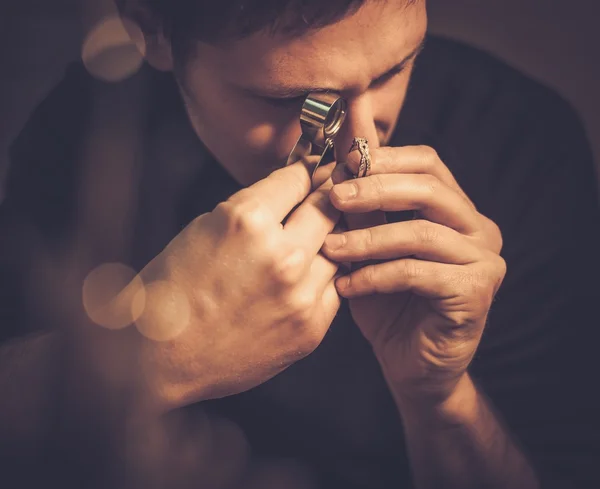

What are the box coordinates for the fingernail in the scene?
[333,182,358,200]
[325,233,346,250]
[331,163,354,185]
[336,276,350,291]
[331,165,346,185]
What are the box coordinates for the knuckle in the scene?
[464,268,495,306]
[354,265,377,290]
[491,221,504,252]
[363,266,376,286]
[211,202,235,235]
[490,254,507,292]
[212,200,232,220]
[444,311,475,329]
[492,254,507,278]
[288,290,317,322]
[219,197,270,235]
[363,227,376,250]
[273,169,307,202]
[472,269,488,292]
[488,217,501,236]
[458,267,483,290]
[411,219,440,245]
[268,250,306,286]
[422,173,440,195]
[370,174,387,198]
[402,259,423,280]
[480,214,504,253]
[418,145,440,167]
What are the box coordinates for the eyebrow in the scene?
[246,36,427,99]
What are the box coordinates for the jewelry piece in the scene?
[349,137,371,178]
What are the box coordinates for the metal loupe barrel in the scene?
[300,93,347,148]
[285,92,347,169]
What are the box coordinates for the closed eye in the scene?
[262,94,308,108]
[263,62,411,108]
[244,36,426,109]
[370,63,409,88]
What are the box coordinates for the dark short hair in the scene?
[139,0,372,45]
[124,0,423,58]
[118,0,417,63]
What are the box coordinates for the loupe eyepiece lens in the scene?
[298,92,347,148]
[324,98,347,139]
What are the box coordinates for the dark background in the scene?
[1,0,599,200]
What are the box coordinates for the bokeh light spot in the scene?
[83,262,145,329]
[135,281,191,342]
[82,15,146,82]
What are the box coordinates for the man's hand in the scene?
[323,145,506,405]
[127,161,342,412]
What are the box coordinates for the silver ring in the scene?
[349,137,371,178]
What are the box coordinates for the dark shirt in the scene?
[1,35,600,488]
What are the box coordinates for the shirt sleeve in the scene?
[469,94,600,489]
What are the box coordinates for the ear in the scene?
[118,0,174,71]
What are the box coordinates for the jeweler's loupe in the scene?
[285,92,347,177]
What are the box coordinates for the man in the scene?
[1,0,599,488]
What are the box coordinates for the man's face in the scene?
[169,0,427,185]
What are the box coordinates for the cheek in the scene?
[181,74,301,165]
[238,106,303,164]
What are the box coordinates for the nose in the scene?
[333,93,380,166]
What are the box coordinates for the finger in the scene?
[322,220,483,265]
[330,157,388,233]
[335,258,487,301]
[344,145,475,209]
[315,279,343,334]
[290,279,342,355]
[330,174,481,235]
[284,179,341,257]
[303,251,343,292]
[331,161,355,185]
[338,212,387,274]
[292,252,341,310]
[311,161,336,191]
[289,253,341,341]
[229,161,313,223]
[305,253,344,338]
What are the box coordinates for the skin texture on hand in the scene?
[128,160,343,412]
[323,145,506,405]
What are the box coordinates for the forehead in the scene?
[193,1,427,91]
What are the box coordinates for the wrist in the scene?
[108,273,210,414]
[394,373,480,428]
[136,330,212,414]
